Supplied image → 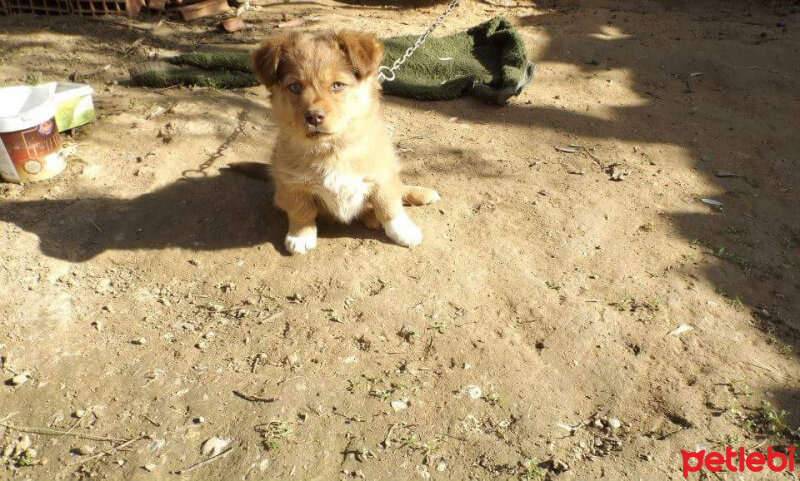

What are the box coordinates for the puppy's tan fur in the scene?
[251,30,439,255]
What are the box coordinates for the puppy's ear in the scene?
[251,35,288,87]
[336,31,384,80]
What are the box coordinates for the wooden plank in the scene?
[146,0,165,10]
[9,0,70,14]
[219,16,245,33]
[177,0,228,21]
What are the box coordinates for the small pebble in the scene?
[201,437,231,457]
[74,445,94,456]
[551,458,570,473]
[95,278,111,293]
[608,418,622,429]
[10,373,29,386]
[391,399,409,412]
[465,385,482,400]
[16,435,32,453]
[149,439,165,452]
[132,337,147,345]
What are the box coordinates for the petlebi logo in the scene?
[682,445,795,478]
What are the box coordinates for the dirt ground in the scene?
[1,0,799,479]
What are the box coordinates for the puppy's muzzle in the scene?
[304,109,326,127]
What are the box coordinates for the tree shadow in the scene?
[398,2,800,315]
[390,0,800,430]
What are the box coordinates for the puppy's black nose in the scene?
[304,110,326,126]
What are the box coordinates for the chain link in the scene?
[378,0,461,83]
[182,111,246,178]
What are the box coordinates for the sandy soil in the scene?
[1,0,799,479]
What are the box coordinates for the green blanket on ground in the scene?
[130,17,534,104]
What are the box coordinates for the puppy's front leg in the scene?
[370,180,423,247]
[275,189,318,255]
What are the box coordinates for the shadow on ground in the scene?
[0,168,396,260]
[392,0,800,430]
[0,170,281,261]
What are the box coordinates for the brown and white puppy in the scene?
[251,30,440,255]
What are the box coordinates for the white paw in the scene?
[430,190,441,203]
[285,232,317,255]
[384,212,423,247]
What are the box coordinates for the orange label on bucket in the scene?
[0,119,63,182]
[1,120,62,163]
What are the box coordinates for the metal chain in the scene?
[182,112,246,178]
[378,0,461,83]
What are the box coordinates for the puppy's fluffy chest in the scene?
[314,169,371,222]
[281,158,372,223]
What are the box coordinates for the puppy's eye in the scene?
[330,82,346,92]
[288,82,303,94]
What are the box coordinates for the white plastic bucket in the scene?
[0,82,65,183]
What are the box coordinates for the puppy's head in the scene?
[251,30,383,142]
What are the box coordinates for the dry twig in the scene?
[233,391,277,403]
[75,435,147,465]
[171,444,237,474]
[0,423,128,443]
